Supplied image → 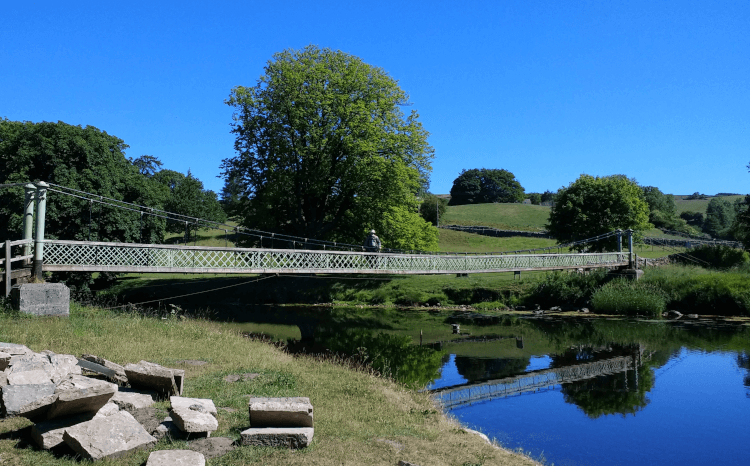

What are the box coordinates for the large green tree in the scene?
[547,174,651,252]
[448,168,524,205]
[703,197,736,239]
[222,45,436,250]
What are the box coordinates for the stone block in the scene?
[46,374,117,419]
[112,390,155,411]
[146,450,206,466]
[171,403,218,434]
[0,371,7,387]
[7,369,51,385]
[11,283,70,316]
[48,354,82,384]
[248,397,313,428]
[1,383,57,419]
[0,342,33,356]
[124,361,183,396]
[31,410,100,449]
[240,427,313,449]
[171,396,217,418]
[62,409,157,460]
[80,354,128,384]
[0,352,10,371]
[7,352,51,373]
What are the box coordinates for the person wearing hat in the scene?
[364,229,382,253]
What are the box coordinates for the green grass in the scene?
[0,305,537,466]
[438,228,562,254]
[442,203,551,231]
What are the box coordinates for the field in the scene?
[441,203,551,231]
[673,195,745,215]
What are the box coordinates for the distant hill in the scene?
[674,194,745,215]
[442,203,550,232]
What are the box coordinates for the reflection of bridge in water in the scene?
[431,353,639,408]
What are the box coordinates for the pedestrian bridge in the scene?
[33,239,628,275]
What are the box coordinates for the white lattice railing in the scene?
[38,239,628,275]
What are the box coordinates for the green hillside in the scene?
[674,195,744,215]
[442,203,550,231]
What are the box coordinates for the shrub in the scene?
[591,280,667,317]
[527,269,611,308]
[678,244,749,269]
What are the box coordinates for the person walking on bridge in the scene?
[364,229,382,253]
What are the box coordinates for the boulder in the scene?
[80,354,128,384]
[124,361,184,396]
[240,427,313,449]
[1,383,57,419]
[171,403,218,434]
[31,403,118,449]
[7,369,51,385]
[62,409,157,460]
[111,390,155,411]
[0,370,7,387]
[146,450,206,466]
[248,397,314,428]
[46,374,118,419]
[171,396,217,418]
[0,342,33,356]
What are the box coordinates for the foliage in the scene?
[733,195,750,249]
[675,244,749,269]
[130,155,163,177]
[223,45,434,248]
[0,120,170,296]
[541,190,556,204]
[219,173,245,217]
[526,192,542,205]
[419,193,448,226]
[680,210,704,227]
[547,174,651,252]
[379,205,439,251]
[642,186,677,228]
[152,169,226,238]
[687,192,708,200]
[526,269,611,308]
[591,280,667,317]
[448,168,524,206]
[703,197,736,239]
[642,265,750,316]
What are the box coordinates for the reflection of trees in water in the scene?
[552,344,655,419]
[453,356,530,384]
[738,352,750,396]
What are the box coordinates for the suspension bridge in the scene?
[2,182,636,296]
[431,351,640,408]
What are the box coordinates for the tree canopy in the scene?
[546,174,651,252]
[152,169,226,238]
[448,168,524,205]
[222,45,436,250]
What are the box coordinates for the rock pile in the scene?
[1,342,314,461]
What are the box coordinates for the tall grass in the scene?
[526,269,611,308]
[591,280,667,317]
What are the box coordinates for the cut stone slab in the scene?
[7,369,51,385]
[80,354,128,384]
[11,283,70,316]
[112,390,155,412]
[0,352,11,371]
[187,437,236,460]
[240,427,313,449]
[7,353,51,373]
[0,370,7,387]
[62,409,157,460]
[48,354,82,384]
[248,397,313,428]
[1,383,57,419]
[124,361,184,396]
[171,396,217,418]
[171,404,218,434]
[0,343,33,356]
[46,374,118,420]
[146,449,206,466]
[31,410,101,449]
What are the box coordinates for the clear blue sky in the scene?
[3,0,748,197]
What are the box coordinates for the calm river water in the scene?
[228,307,750,466]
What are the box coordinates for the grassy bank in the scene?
[0,304,537,466]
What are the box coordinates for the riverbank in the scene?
[0,304,539,466]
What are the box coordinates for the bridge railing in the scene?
[2,239,34,297]
[40,239,628,275]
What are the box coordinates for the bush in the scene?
[678,244,749,269]
[591,280,667,317]
[527,269,611,308]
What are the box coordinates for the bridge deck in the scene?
[38,240,629,275]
